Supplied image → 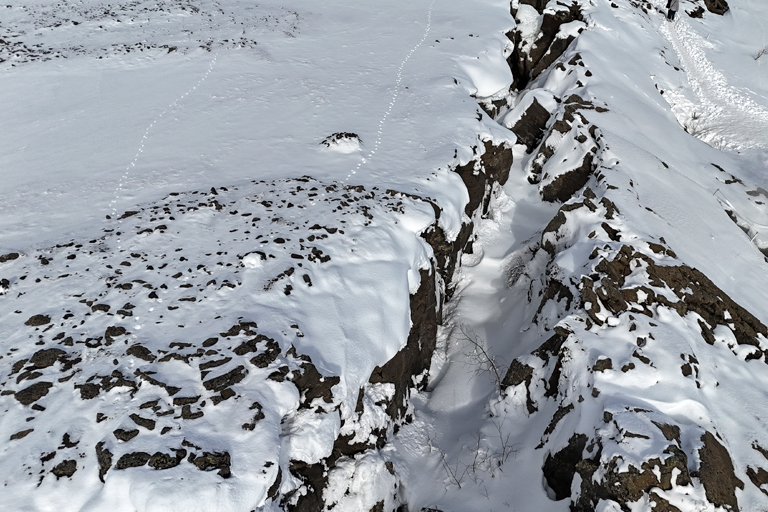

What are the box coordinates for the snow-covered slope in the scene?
[390,0,768,511]
[2,0,768,510]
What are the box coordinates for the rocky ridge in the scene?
[479,0,768,510]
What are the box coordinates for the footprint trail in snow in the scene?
[108,52,219,245]
[345,0,437,181]
[660,12,768,151]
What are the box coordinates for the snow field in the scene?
[345,0,437,182]
[3,0,768,509]
[0,0,522,510]
[110,52,219,227]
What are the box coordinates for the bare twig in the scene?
[459,324,505,389]
[439,450,467,489]
[491,417,518,469]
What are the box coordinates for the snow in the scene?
[3,0,768,510]
[390,0,768,510]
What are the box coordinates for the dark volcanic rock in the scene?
[291,358,340,408]
[15,381,53,405]
[116,452,152,469]
[29,348,66,369]
[0,252,20,263]
[96,442,113,482]
[250,339,281,368]
[113,428,140,442]
[704,0,729,14]
[76,383,101,400]
[233,334,273,355]
[25,314,51,327]
[203,365,248,392]
[508,1,583,90]
[125,344,156,362]
[453,141,513,217]
[541,151,595,203]
[129,413,156,431]
[105,326,127,344]
[369,268,437,421]
[543,433,588,500]
[573,446,692,511]
[699,431,744,511]
[10,428,34,440]
[148,450,185,470]
[51,459,77,479]
[511,98,551,153]
[190,451,231,478]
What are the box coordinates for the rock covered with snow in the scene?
[3,0,768,510]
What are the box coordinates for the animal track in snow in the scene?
[345,0,437,181]
[108,53,218,248]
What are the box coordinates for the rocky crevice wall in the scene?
[490,0,764,510]
[287,139,514,512]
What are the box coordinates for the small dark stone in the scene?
[77,383,101,400]
[29,348,66,369]
[105,326,127,344]
[268,366,290,382]
[203,365,247,393]
[96,442,113,482]
[51,459,77,479]
[181,405,204,420]
[25,314,51,327]
[113,428,140,442]
[191,451,231,478]
[130,413,156,431]
[60,433,78,448]
[15,381,53,405]
[593,358,613,372]
[10,428,34,440]
[249,340,281,368]
[116,452,151,469]
[0,252,20,263]
[202,337,218,347]
[148,450,184,470]
[173,396,200,406]
[199,357,232,371]
[703,0,728,15]
[126,344,155,362]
